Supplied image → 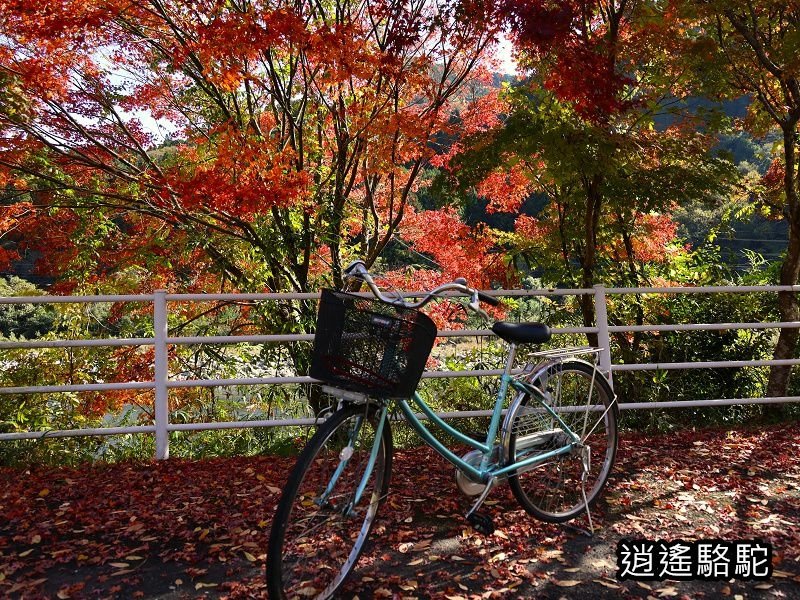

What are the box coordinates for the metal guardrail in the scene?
[1,284,799,458]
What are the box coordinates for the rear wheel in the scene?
[507,361,617,522]
[266,403,392,599]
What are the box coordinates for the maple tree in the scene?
[0,0,500,294]
[499,0,635,123]
[442,0,738,342]
[0,0,505,415]
[0,0,790,429]
[669,0,800,398]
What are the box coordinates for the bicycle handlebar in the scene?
[343,260,500,318]
[477,291,501,307]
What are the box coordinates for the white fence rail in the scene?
[2,285,799,459]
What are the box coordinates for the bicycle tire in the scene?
[508,361,617,522]
[266,403,392,599]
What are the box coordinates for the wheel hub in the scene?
[456,449,488,496]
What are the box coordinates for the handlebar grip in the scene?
[343,260,367,277]
[478,291,501,307]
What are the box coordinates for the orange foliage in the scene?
[760,158,786,215]
[0,202,35,270]
[626,213,679,263]
[501,0,634,120]
[0,0,503,294]
[514,214,554,241]
[163,131,312,217]
[476,163,532,213]
[392,207,509,287]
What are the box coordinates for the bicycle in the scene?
[266,260,619,599]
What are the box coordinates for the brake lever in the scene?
[469,291,491,322]
[447,302,470,325]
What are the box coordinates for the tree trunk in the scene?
[580,175,603,347]
[767,230,800,398]
[767,126,800,400]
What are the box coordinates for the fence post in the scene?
[593,284,613,385]
[154,290,169,460]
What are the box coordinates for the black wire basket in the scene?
[310,289,438,399]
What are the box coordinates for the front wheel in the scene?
[266,403,392,599]
[507,361,617,522]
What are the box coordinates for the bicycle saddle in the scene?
[492,322,551,345]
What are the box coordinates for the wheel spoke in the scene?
[508,362,617,522]
[267,405,392,600]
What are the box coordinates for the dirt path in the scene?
[1,423,799,599]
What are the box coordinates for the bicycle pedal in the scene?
[466,511,495,535]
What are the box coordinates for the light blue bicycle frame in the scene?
[338,344,588,508]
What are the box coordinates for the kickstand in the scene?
[465,477,497,535]
[563,520,593,538]
[466,477,496,519]
[561,479,594,538]
[579,446,594,536]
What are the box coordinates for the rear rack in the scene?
[512,346,604,382]
[530,346,603,360]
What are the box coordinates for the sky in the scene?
[497,35,518,76]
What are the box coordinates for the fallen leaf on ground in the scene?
[195,582,218,590]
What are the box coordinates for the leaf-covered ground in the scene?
[1,422,799,599]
